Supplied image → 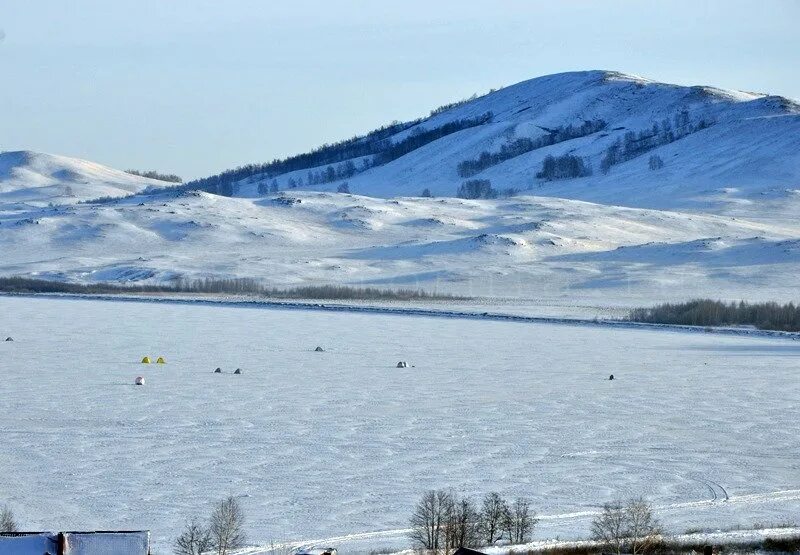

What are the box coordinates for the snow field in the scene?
[1,296,799,553]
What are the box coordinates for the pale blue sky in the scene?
[2,0,798,179]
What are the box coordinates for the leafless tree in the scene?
[174,517,212,555]
[626,498,661,554]
[0,505,18,533]
[444,495,481,550]
[591,498,661,555]
[479,492,509,546]
[503,497,537,545]
[592,501,627,555]
[409,489,453,550]
[209,496,247,555]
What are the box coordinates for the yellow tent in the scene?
[156,357,166,364]
[141,356,151,364]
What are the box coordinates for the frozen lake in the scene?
[1,296,799,553]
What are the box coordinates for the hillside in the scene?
[2,189,800,305]
[1,71,799,305]
[188,70,800,219]
[0,150,171,205]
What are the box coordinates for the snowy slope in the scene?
[0,151,170,205]
[226,71,800,217]
[2,190,800,304]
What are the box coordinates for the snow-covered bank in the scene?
[3,292,800,342]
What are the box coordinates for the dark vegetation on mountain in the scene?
[600,110,714,173]
[457,120,606,178]
[126,169,183,183]
[182,102,493,196]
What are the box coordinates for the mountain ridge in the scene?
[175,70,800,214]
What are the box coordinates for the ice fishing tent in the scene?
[314,346,324,352]
[141,356,151,364]
[0,531,150,555]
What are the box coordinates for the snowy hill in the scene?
[3,189,800,304]
[0,150,171,205]
[196,70,800,217]
[2,71,799,305]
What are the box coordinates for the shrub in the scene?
[0,505,18,533]
[457,179,498,199]
[648,154,665,170]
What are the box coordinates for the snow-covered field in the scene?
[1,296,799,554]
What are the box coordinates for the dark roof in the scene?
[453,549,488,555]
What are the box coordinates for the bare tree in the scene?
[174,517,212,555]
[592,501,627,555]
[591,498,661,555]
[479,492,509,546]
[626,498,661,555]
[0,505,18,533]
[409,489,453,550]
[209,496,247,555]
[444,495,481,550]
[503,497,537,545]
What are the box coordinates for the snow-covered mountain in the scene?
[0,150,170,205]
[201,70,800,218]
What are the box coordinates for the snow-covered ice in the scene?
[1,296,798,553]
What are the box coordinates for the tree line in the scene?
[183,112,493,197]
[183,120,414,196]
[457,120,606,178]
[409,490,537,551]
[126,169,183,183]
[600,110,714,174]
[410,492,662,554]
[372,112,493,166]
[0,276,461,301]
[629,299,800,332]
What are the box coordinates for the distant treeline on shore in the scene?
[0,276,461,302]
[629,299,800,332]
